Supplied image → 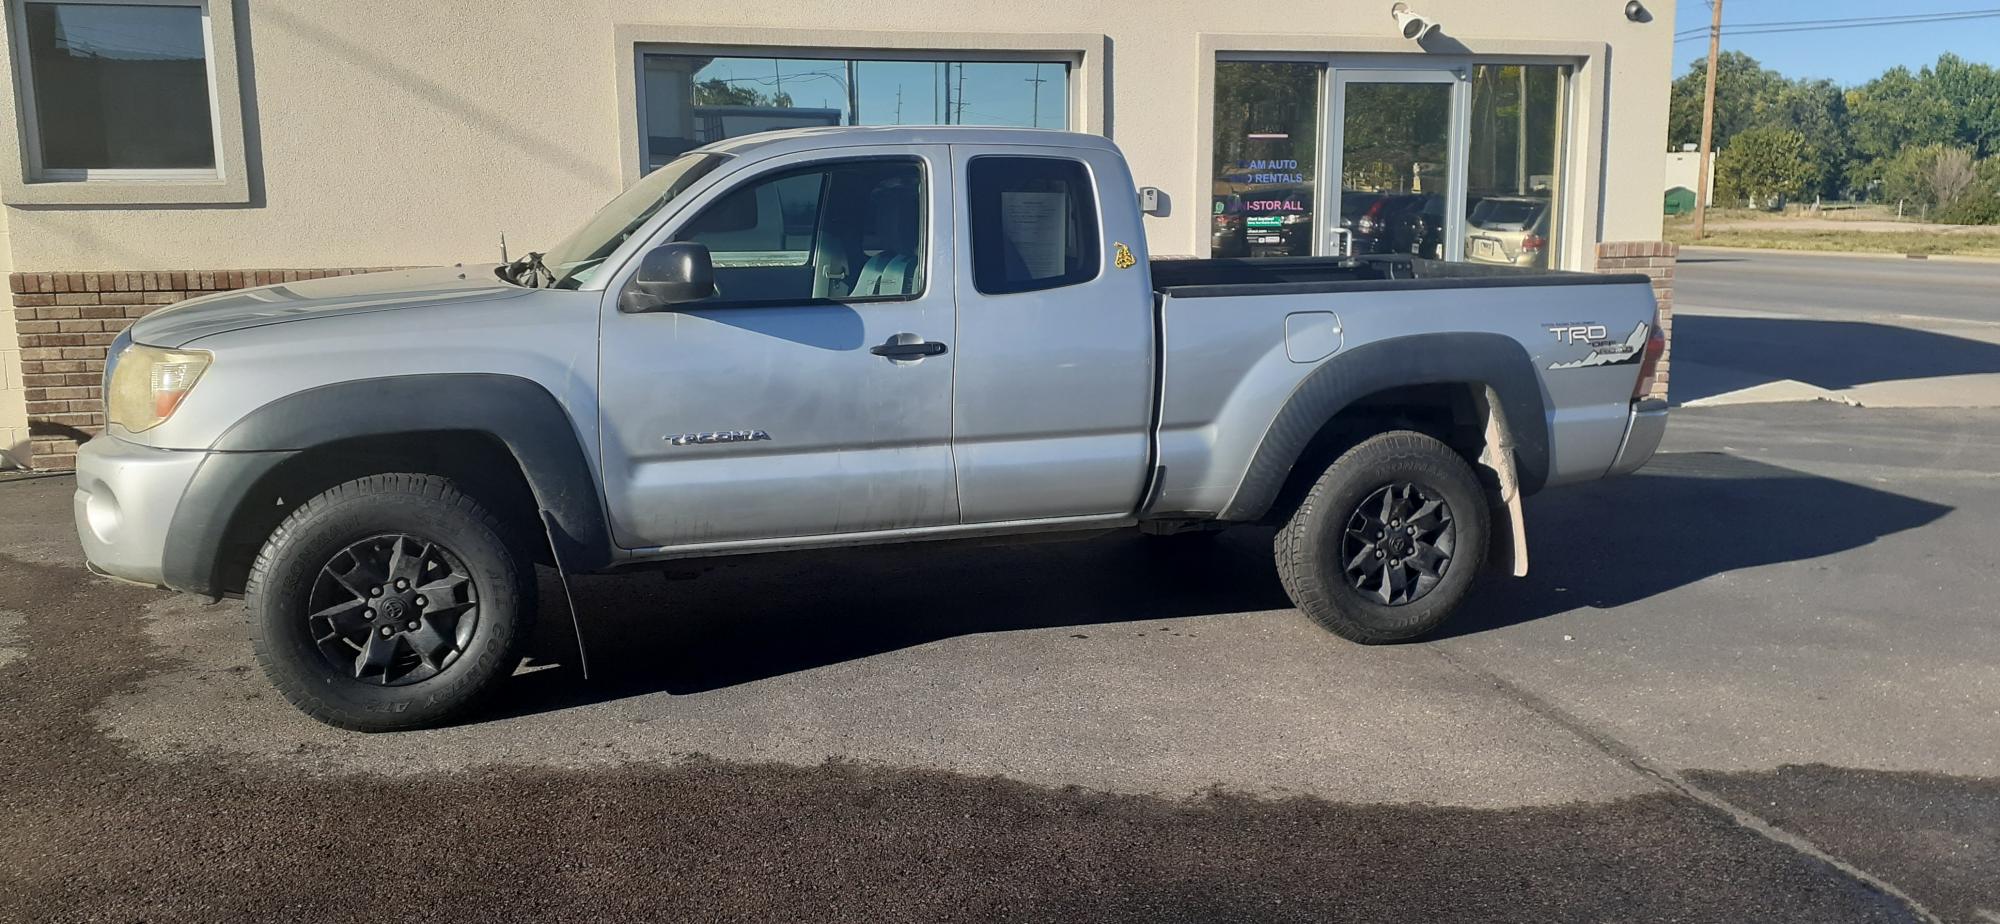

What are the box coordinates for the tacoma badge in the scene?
[665,429,772,446]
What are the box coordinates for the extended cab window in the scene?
[673,159,925,303]
[967,157,1100,295]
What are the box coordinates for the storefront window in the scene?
[1339,79,1454,260]
[1465,64,1570,269]
[641,54,1069,171]
[1210,62,1319,258]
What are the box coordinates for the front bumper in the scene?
[73,435,209,588]
[1606,398,1669,477]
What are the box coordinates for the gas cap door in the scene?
[1284,311,1343,363]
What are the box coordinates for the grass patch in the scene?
[1666,224,2000,257]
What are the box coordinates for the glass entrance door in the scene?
[1326,69,1466,260]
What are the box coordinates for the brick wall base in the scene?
[1593,241,1676,402]
[9,269,394,469]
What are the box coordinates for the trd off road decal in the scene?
[1545,322,1649,371]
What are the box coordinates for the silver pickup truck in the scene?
[73,127,1666,730]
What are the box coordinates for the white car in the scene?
[1465,197,1552,268]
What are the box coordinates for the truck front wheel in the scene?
[1275,431,1488,643]
[245,473,535,731]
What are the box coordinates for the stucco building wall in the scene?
[0,1,1677,468]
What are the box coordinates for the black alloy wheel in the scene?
[1274,430,1488,644]
[248,472,533,731]
[308,534,479,686]
[1340,482,1456,606]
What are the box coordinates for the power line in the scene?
[1673,7,2000,42]
[1675,6,2000,35]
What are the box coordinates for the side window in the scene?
[673,160,925,303]
[967,157,1100,295]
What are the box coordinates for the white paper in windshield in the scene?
[1000,191,1068,280]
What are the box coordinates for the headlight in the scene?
[107,344,211,433]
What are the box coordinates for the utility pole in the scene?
[1026,64,1048,128]
[846,59,860,125]
[955,65,968,124]
[1692,0,1724,239]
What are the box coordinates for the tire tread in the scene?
[245,472,531,731]
[1274,431,1488,644]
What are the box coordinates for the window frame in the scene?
[612,25,1108,187]
[635,48,1076,173]
[667,154,932,309]
[2,0,250,205]
[964,153,1102,296]
[1199,36,1601,271]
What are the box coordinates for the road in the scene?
[1673,248,2000,407]
[2,251,1997,922]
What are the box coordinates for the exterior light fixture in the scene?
[1390,2,1439,40]
[1625,1,1652,22]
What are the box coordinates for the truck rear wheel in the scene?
[1275,431,1488,644]
[246,473,534,731]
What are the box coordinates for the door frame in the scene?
[1197,36,1602,270]
[1321,65,1470,260]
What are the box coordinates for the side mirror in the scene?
[618,242,715,313]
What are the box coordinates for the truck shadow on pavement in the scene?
[492,451,1949,717]
[1671,315,2000,404]
[1432,451,1951,638]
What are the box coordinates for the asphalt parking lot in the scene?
[3,250,1997,922]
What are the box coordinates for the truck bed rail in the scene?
[1149,255,1650,299]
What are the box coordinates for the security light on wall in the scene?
[1390,3,1439,40]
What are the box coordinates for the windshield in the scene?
[543,152,728,289]
[1471,199,1546,230]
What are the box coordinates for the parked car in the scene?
[1466,196,1553,268]
[1349,193,1426,254]
[1232,185,1314,257]
[1336,190,1387,255]
[1211,193,1249,257]
[74,127,1667,730]
[1388,193,1447,258]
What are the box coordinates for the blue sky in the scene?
[1673,1,2000,84]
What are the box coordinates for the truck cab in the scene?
[588,131,1157,552]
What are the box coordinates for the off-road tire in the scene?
[1275,431,1488,643]
[246,473,534,731]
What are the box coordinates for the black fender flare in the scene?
[1218,332,1551,522]
[161,374,610,595]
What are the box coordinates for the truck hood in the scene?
[129,265,530,348]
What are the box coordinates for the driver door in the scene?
[596,145,960,550]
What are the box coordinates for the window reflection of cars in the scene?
[1388,194,1446,259]
[1338,191,1384,255]
[1212,194,1249,257]
[1348,193,1426,255]
[1233,185,1313,257]
[1465,196,1552,268]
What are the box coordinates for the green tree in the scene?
[1667,51,1784,151]
[1667,53,1847,197]
[1763,79,1850,197]
[1881,144,1947,207]
[1715,126,1820,207]
[1846,66,1956,179]
[1929,53,2000,158]
[1938,156,2000,224]
[691,78,793,109]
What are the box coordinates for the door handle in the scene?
[870,333,948,360]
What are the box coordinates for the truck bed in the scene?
[1148,255,1649,298]
[1143,254,1661,520]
